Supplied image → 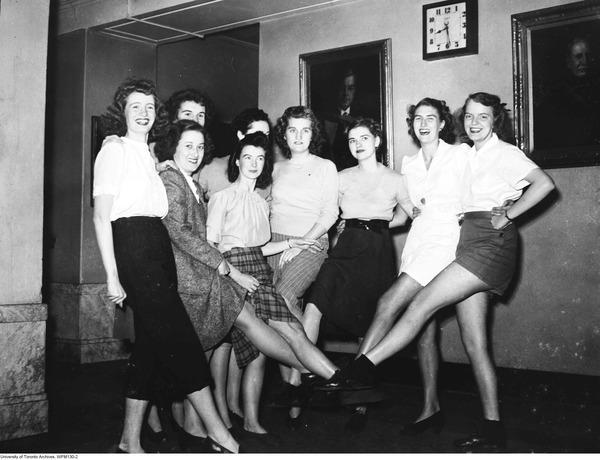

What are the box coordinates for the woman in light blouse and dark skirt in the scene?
[322,92,555,452]
[93,79,239,453]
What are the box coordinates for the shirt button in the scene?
[420,198,426,205]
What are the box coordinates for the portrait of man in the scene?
[532,22,600,150]
[306,54,382,170]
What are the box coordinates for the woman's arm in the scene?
[261,238,322,257]
[161,171,224,269]
[491,168,555,229]
[93,195,126,307]
[390,175,411,228]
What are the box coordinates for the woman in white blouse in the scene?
[323,92,555,452]
[269,106,339,426]
[93,79,239,453]
[356,98,470,434]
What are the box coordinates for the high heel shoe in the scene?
[206,436,240,453]
[180,430,209,453]
[399,411,444,435]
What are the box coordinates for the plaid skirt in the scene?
[224,246,298,368]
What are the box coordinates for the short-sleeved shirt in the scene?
[338,164,407,221]
[269,155,339,236]
[206,181,271,252]
[401,139,469,218]
[93,137,168,221]
[463,134,539,212]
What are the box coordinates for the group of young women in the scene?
[93,77,555,453]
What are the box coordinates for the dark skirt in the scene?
[455,211,518,295]
[112,216,211,399]
[306,220,396,338]
[224,246,298,368]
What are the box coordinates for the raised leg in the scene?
[269,320,337,379]
[366,263,489,367]
[358,274,422,356]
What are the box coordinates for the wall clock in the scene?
[423,0,478,60]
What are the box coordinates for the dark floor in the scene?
[1,353,599,453]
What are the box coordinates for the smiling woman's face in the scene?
[413,104,444,145]
[348,126,379,162]
[173,130,205,175]
[236,145,266,181]
[124,92,156,136]
[464,100,494,149]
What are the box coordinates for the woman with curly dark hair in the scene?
[93,79,239,453]
[323,92,556,452]
[269,106,339,426]
[164,88,215,129]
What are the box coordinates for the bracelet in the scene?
[505,209,513,221]
[286,239,292,248]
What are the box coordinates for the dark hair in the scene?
[406,97,456,145]
[347,117,384,162]
[232,108,271,135]
[100,78,168,140]
[227,131,273,189]
[153,120,215,169]
[459,92,512,143]
[164,88,215,127]
[274,106,328,159]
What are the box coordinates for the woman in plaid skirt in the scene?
[206,132,346,427]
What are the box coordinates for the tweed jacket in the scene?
[160,167,246,349]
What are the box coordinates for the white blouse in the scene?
[206,182,271,253]
[269,155,339,236]
[401,139,469,219]
[463,134,539,212]
[93,137,168,221]
[339,164,407,221]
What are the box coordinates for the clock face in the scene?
[426,2,467,54]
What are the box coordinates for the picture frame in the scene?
[299,39,393,169]
[512,1,600,169]
[422,0,478,61]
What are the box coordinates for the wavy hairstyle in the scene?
[227,131,273,189]
[347,117,385,162]
[100,78,168,140]
[232,107,271,136]
[164,88,216,128]
[274,106,328,159]
[406,97,456,145]
[153,120,215,170]
[458,92,513,143]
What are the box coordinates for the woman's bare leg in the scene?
[358,274,423,356]
[226,349,244,418]
[366,263,489,367]
[269,320,337,379]
[242,353,267,433]
[182,398,207,437]
[186,387,238,453]
[415,318,440,421]
[455,292,499,421]
[146,405,163,432]
[210,342,234,429]
[234,303,307,371]
[119,398,149,453]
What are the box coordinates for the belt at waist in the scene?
[345,218,389,233]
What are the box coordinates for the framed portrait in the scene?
[512,1,600,168]
[90,115,105,206]
[299,39,393,169]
